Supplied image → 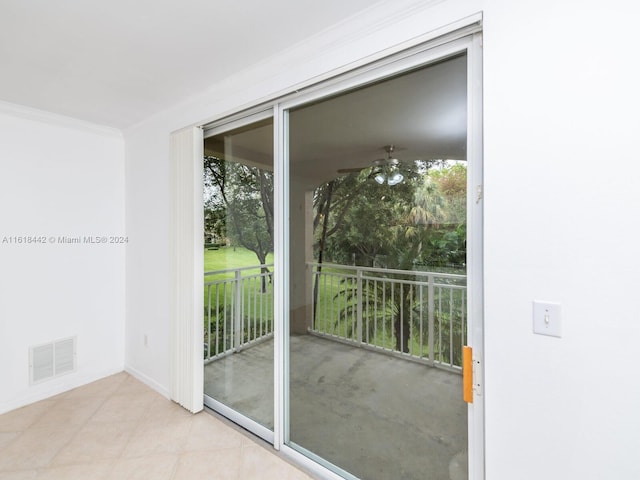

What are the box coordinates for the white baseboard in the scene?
[0,366,125,415]
[124,365,170,399]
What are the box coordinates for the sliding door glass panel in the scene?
[203,117,274,431]
[286,54,468,479]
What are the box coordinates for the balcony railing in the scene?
[309,263,467,370]
[204,264,274,363]
[204,263,467,371]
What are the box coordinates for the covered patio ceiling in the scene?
[204,53,467,188]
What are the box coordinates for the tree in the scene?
[417,162,467,270]
[204,200,226,245]
[314,161,466,353]
[313,162,423,352]
[429,162,466,225]
[204,156,274,290]
[311,171,386,320]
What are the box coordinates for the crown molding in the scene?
[0,100,122,138]
[126,0,481,134]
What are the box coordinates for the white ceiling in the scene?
[0,0,376,129]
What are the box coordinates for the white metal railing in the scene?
[204,264,274,363]
[203,262,467,371]
[309,263,467,370]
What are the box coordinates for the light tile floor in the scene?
[0,372,313,480]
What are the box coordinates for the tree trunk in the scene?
[312,180,335,324]
[257,252,268,293]
[394,290,412,353]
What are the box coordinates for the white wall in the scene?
[0,102,126,414]
[482,3,640,478]
[124,0,640,478]
[124,121,172,395]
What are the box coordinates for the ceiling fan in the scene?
[337,145,405,185]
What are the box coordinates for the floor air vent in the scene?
[29,336,76,384]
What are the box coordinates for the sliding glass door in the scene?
[199,31,483,480]
[202,114,275,439]
[284,52,470,480]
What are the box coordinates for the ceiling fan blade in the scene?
[337,166,367,174]
[336,147,403,175]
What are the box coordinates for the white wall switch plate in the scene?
[533,301,561,337]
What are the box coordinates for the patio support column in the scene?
[289,181,313,334]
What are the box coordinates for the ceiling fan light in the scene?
[374,173,386,184]
[387,172,404,186]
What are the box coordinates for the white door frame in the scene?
[466,31,485,480]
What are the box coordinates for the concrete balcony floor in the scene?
[205,335,468,480]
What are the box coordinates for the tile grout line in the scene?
[0,374,130,476]
[43,375,127,475]
[114,389,158,463]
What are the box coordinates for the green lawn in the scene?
[204,247,274,356]
[204,246,273,278]
[203,246,465,365]
[203,246,274,315]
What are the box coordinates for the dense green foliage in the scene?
[313,160,467,352]
[203,154,467,356]
[316,161,467,272]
